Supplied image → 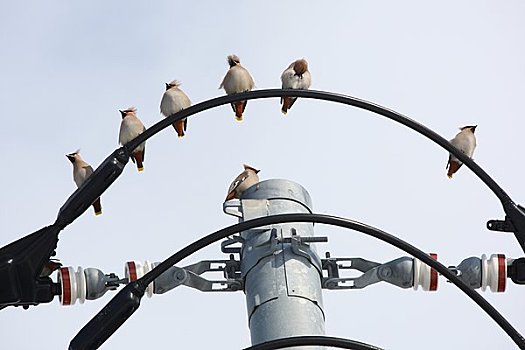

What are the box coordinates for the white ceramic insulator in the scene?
[58,266,86,306]
[125,260,155,298]
[486,254,507,293]
[413,253,438,291]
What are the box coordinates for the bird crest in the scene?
[227,54,241,67]
[68,149,80,156]
[166,80,181,90]
[243,164,260,173]
[460,125,477,132]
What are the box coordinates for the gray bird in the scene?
[66,150,102,215]
[119,107,146,172]
[447,125,477,178]
[160,80,192,137]
[225,164,260,201]
[280,58,311,114]
[219,55,255,121]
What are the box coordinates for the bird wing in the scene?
[84,165,94,177]
[227,171,249,194]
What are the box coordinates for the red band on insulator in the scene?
[61,267,71,305]
[497,254,506,292]
[127,262,137,281]
[429,253,438,291]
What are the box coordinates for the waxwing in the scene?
[280,59,311,114]
[160,80,192,137]
[447,125,477,178]
[119,107,146,171]
[225,164,260,201]
[66,150,102,215]
[219,55,255,121]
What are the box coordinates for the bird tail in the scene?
[447,160,462,179]
[234,101,246,121]
[174,119,186,138]
[281,97,297,115]
[92,197,102,216]
[133,151,144,172]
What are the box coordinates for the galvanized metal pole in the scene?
[225,179,325,348]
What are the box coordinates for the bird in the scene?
[160,80,192,137]
[40,259,62,278]
[446,125,477,178]
[280,58,311,115]
[119,107,146,172]
[225,164,260,201]
[66,150,102,215]
[219,54,255,121]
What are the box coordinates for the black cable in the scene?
[125,89,512,205]
[122,88,525,252]
[242,335,383,350]
[71,213,525,349]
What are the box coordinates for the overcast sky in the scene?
[2,1,525,349]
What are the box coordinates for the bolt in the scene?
[379,266,392,279]
[175,270,185,281]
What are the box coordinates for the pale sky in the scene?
[1,1,525,349]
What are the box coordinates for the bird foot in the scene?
[95,211,103,216]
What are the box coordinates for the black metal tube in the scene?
[242,335,383,350]
[123,89,525,251]
[136,213,525,349]
[125,89,512,206]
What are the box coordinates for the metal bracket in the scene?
[155,258,243,293]
[487,216,515,233]
[222,199,243,218]
[286,228,328,261]
[322,255,413,290]
[221,235,245,255]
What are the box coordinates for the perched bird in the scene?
[66,150,102,215]
[119,107,146,172]
[160,80,192,137]
[225,164,260,201]
[280,59,312,114]
[219,54,255,121]
[40,259,62,278]
[446,125,477,178]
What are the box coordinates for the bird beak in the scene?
[255,169,260,174]
[66,154,75,163]
[165,83,170,90]
[119,110,126,118]
[472,125,478,132]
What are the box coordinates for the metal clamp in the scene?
[154,258,243,294]
[322,255,413,290]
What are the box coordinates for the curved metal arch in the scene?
[70,213,525,349]
[127,89,509,203]
[55,89,525,248]
[123,88,525,251]
[242,335,383,350]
